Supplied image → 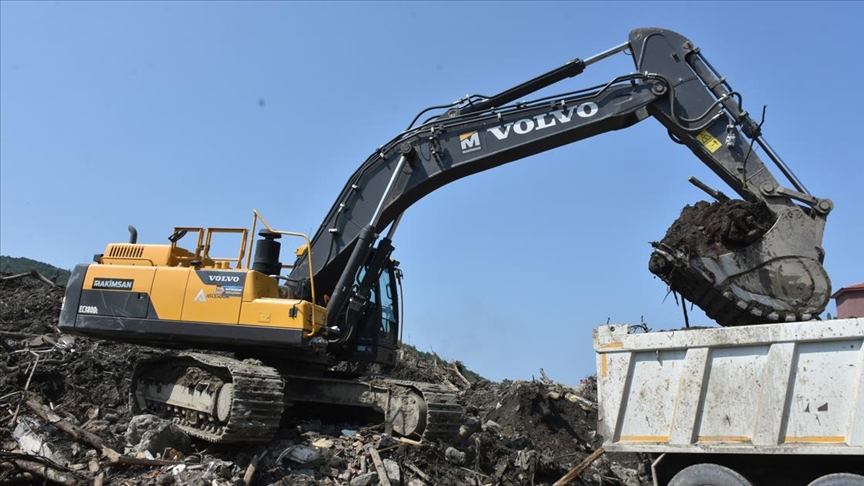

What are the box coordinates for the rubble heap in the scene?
[0,273,650,485]
[654,199,775,257]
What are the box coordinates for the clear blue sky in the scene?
[2,2,862,383]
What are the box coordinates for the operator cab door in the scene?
[346,263,400,366]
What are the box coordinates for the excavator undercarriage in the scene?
[131,353,463,443]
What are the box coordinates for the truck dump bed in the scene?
[594,318,864,455]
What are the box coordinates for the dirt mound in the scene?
[0,273,650,485]
[0,272,65,335]
[1,274,161,453]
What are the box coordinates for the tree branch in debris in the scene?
[405,462,431,483]
[1,453,84,486]
[25,394,118,459]
[552,447,605,486]
[243,451,265,485]
[451,362,472,388]
[23,397,183,469]
[0,330,44,341]
[9,353,39,427]
[0,271,56,287]
[539,368,554,385]
[369,448,392,486]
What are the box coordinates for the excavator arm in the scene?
[287,27,832,331]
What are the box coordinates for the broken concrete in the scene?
[349,471,377,486]
[126,414,192,456]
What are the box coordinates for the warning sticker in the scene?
[696,130,722,153]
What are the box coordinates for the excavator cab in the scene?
[333,258,401,367]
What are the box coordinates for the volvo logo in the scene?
[486,102,599,141]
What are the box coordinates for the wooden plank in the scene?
[552,447,605,486]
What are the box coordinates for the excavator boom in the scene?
[287,27,832,328]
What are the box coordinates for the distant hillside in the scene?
[0,256,70,285]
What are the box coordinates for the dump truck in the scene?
[594,318,864,485]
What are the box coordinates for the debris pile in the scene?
[1,272,651,485]
[654,199,775,257]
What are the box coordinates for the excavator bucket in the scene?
[649,199,831,327]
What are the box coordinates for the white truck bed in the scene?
[594,318,864,456]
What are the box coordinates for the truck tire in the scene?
[807,474,864,486]
[668,464,753,486]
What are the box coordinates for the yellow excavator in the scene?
[59,27,833,443]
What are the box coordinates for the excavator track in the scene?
[132,353,284,443]
[377,379,464,441]
[132,354,463,444]
[281,373,464,441]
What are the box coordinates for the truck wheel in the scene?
[668,464,753,486]
[807,474,864,486]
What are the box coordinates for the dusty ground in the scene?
[1,273,651,485]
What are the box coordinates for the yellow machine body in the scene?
[61,221,327,352]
